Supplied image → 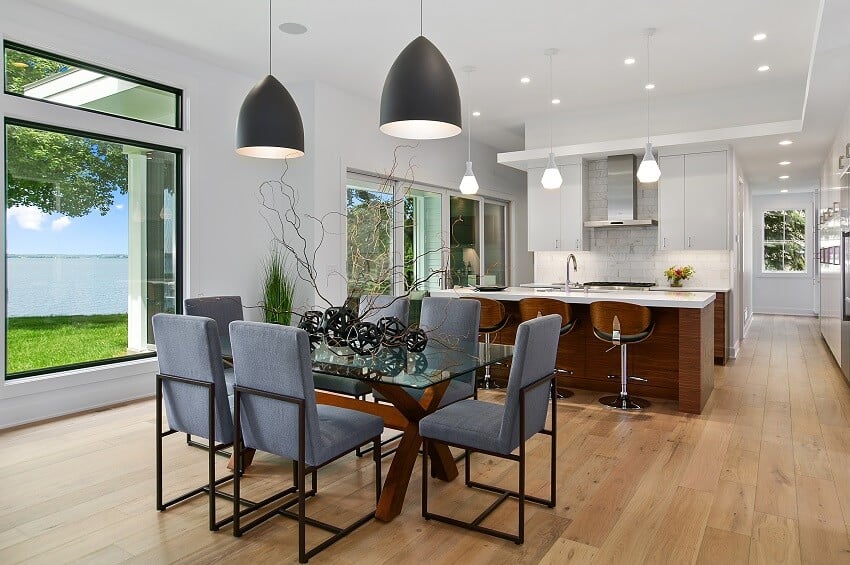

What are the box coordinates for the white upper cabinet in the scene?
[527,164,587,251]
[658,150,729,251]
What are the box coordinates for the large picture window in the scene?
[763,209,806,273]
[4,42,182,129]
[5,120,181,377]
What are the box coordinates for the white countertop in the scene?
[431,287,716,309]
[650,286,731,293]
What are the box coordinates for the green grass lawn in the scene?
[7,314,130,375]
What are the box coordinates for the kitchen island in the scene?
[431,287,715,414]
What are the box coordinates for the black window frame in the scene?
[3,41,183,131]
[3,117,184,380]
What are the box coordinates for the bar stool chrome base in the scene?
[481,373,501,390]
[599,394,649,410]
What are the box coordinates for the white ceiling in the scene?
[30,0,849,191]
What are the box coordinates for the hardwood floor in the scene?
[3,315,850,564]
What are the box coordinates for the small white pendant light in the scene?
[459,66,479,194]
[637,28,661,184]
[541,48,562,189]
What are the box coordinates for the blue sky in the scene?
[6,190,129,255]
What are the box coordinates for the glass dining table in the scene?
[310,339,514,522]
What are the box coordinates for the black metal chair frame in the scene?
[232,384,382,564]
[156,373,256,531]
[421,371,558,544]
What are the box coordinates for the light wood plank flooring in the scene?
[3,315,850,564]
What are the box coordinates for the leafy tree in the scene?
[763,209,806,272]
[5,49,129,217]
[6,125,128,217]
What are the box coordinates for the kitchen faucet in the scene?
[565,253,578,291]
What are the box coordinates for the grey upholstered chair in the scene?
[183,295,243,450]
[152,313,238,532]
[183,295,244,360]
[229,321,384,563]
[419,314,561,544]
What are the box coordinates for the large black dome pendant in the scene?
[236,74,305,159]
[380,36,462,140]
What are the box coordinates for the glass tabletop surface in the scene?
[310,341,514,389]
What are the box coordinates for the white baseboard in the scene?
[752,308,817,317]
[743,315,752,338]
[0,359,157,429]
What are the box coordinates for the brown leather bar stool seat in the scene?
[463,296,509,389]
[518,297,579,398]
[589,301,655,410]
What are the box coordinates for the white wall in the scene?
[0,0,307,427]
[751,192,817,316]
[308,81,530,307]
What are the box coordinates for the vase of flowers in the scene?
[664,265,694,287]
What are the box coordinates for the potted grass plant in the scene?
[261,249,296,325]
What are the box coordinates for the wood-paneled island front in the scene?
[431,287,716,414]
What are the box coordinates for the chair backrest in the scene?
[518,297,573,324]
[499,314,561,453]
[152,313,234,444]
[589,301,652,337]
[463,296,508,333]
[419,297,480,345]
[358,294,410,325]
[184,296,244,341]
[229,321,322,463]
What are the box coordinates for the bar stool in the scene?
[589,301,655,410]
[518,297,578,399]
[464,296,509,389]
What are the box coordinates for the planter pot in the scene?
[669,279,683,287]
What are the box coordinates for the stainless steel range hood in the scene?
[584,154,658,227]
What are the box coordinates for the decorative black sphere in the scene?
[347,322,382,355]
[323,306,357,348]
[298,310,324,335]
[411,352,428,373]
[307,333,322,352]
[377,316,407,347]
[405,328,428,353]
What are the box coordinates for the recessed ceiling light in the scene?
[278,22,308,35]
[645,83,655,90]
[779,140,793,146]
[779,161,790,166]
[779,175,790,179]
[757,65,770,72]
[552,98,561,104]
[520,76,531,84]
[624,58,636,65]
[780,189,789,193]
[472,111,480,117]
[753,32,767,41]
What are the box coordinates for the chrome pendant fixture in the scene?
[380,0,461,139]
[459,66,479,194]
[541,48,562,190]
[636,28,660,183]
[236,0,304,159]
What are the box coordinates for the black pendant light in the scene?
[236,0,304,159]
[379,0,461,139]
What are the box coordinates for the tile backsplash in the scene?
[533,159,731,289]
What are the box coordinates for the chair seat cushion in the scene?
[593,326,652,344]
[419,399,508,454]
[312,405,384,467]
[312,372,372,397]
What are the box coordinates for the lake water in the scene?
[7,256,129,317]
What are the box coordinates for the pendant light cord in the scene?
[420,0,423,36]
[548,53,553,152]
[467,69,472,161]
[645,32,651,143]
[268,0,272,75]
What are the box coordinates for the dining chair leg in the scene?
[421,438,429,520]
[207,386,217,531]
[464,449,471,486]
[374,438,382,505]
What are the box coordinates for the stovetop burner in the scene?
[582,281,656,291]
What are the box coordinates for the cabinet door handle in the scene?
[687,236,692,248]
[662,237,667,248]
[555,239,559,249]
[575,238,580,248]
